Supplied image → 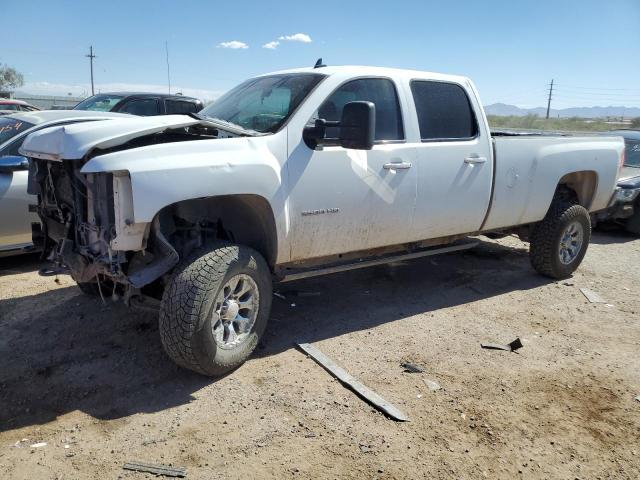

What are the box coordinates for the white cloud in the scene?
[278,33,312,43]
[262,41,280,50]
[16,81,224,103]
[217,40,248,49]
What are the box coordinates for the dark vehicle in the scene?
[596,130,640,234]
[73,92,204,116]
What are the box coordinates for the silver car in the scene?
[0,110,129,256]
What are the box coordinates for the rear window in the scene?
[0,118,35,145]
[410,81,478,141]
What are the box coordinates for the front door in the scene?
[287,77,417,261]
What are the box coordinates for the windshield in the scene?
[624,139,640,167]
[0,103,21,111]
[74,94,124,112]
[199,73,325,133]
[0,117,35,145]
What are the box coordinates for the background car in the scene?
[596,129,640,234]
[0,99,40,115]
[0,110,130,256]
[73,92,203,116]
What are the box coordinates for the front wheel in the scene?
[159,243,272,377]
[529,199,591,279]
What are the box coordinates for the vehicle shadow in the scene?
[0,252,42,277]
[0,238,549,433]
[591,227,638,245]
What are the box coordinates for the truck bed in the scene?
[482,135,623,231]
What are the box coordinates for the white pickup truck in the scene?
[21,65,624,376]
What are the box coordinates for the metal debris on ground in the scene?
[29,442,47,448]
[273,292,286,300]
[122,461,186,478]
[401,362,424,373]
[481,338,523,352]
[297,342,409,422]
[423,379,442,391]
[579,288,606,304]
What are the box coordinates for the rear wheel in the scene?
[159,243,272,377]
[529,195,591,279]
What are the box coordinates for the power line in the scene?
[554,84,640,92]
[85,46,96,96]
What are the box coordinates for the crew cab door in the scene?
[287,77,417,261]
[408,80,493,239]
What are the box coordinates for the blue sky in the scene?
[3,0,640,108]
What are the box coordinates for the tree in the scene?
[631,117,640,129]
[0,64,24,91]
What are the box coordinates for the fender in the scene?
[81,133,290,263]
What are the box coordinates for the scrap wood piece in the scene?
[297,343,409,422]
[481,337,523,352]
[579,288,606,304]
[123,461,186,478]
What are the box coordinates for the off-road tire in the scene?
[159,243,272,377]
[529,196,591,279]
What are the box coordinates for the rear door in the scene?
[409,80,493,239]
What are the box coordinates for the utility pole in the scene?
[545,78,554,119]
[86,46,96,95]
[165,41,171,94]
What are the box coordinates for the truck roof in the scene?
[265,65,472,85]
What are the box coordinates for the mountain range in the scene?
[484,103,640,119]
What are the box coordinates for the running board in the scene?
[278,240,479,283]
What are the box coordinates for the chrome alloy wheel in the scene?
[558,221,584,265]
[212,274,259,349]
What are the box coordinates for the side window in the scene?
[410,81,478,141]
[317,78,404,141]
[626,139,640,167]
[119,98,159,116]
[165,100,198,114]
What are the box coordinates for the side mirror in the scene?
[0,155,29,173]
[339,101,375,150]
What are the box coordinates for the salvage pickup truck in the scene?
[21,65,625,376]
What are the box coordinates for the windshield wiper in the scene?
[189,113,265,136]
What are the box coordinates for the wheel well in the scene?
[558,171,598,209]
[155,195,278,268]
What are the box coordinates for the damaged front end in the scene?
[29,159,179,300]
[24,117,245,302]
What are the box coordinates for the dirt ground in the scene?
[0,230,639,479]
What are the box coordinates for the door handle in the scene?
[464,156,487,164]
[383,161,412,170]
